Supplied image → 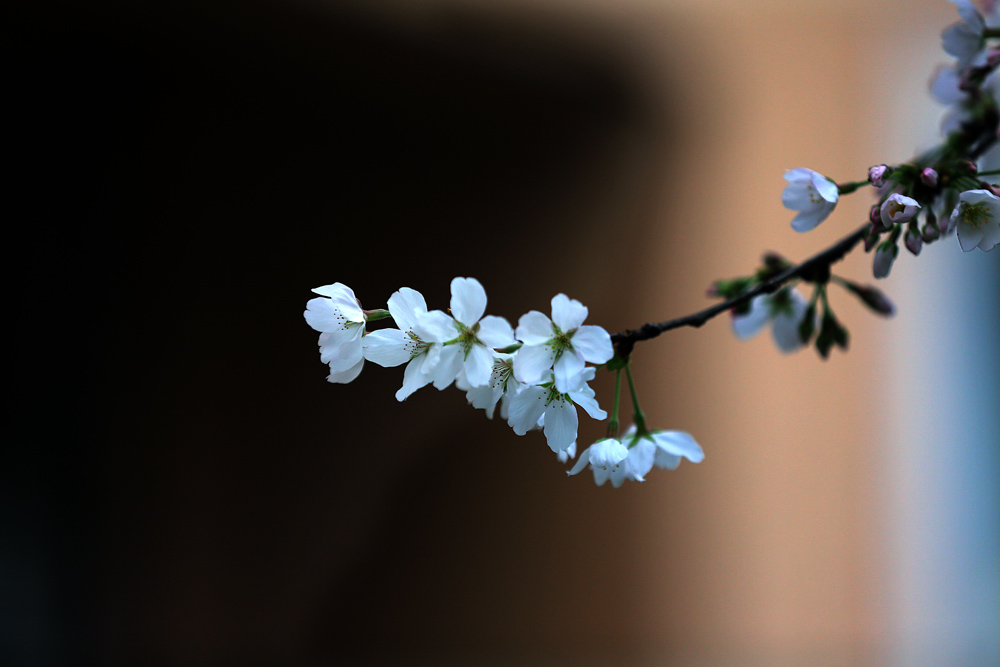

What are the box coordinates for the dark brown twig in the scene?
[611,223,870,358]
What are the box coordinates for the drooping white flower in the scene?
[413,278,516,391]
[361,287,439,401]
[513,294,613,394]
[568,426,703,488]
[731,288,812,353]
[783,168,839,232]
[880,193,922,226]
[304,282,367,377]
[507,368,606,454]
[567,438,629,486]
[950,189,1000,251]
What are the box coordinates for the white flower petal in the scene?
[567,446,592,476]
[395,354,433,401]
[958,221,986,251]
[515,310,555,345]
[550,294,588,332]
[362,329,412,367]
[463,344,494,388]
[326,326,364,372]
[624,440,656,481]
[553,352,586,394]
[476,316,516,348]
[568,385,607,421]
[508,386,547,435]
[651,430,705,463]
[304,298,344,333]
[731,295,770,340]
[429,345,464,390]
[770,293,808,353]
[387,287,427,332]
[543,399,579,453]
[326,357,364,384]
[450,277,487,326]
[413,310,459,343]
[513,343,556,385]
[570,325,613,364]
[311,283,363,321]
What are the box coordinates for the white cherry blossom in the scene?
[951,189,1000,251]
[783,168,839,232]
[507,368,606,454]
[569,425,704,487]
[304,282,366,376]
[880,193,921,226]
[413,278,516,391]
[567,438,629,487]
[513,294,613,394]
[731,288,811,353]
[361,287,440,401]
[943,0,988,69]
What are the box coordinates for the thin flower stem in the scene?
[611,223,870,358]
[607,368,622,438]
[624,362,646,433]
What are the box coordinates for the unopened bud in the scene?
[762,251,789,272]
[869,165,890,187]
[904,228,923,256]
[922,221,940,243]
[920,168,939,188]
[869,204,882,225]
[989,49,1000,68]
[865,224,881,252]
[873,241,898,279]
[984,183,1000,197]
[853,284,895,317]
[957,159,978,175]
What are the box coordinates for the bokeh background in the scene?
[4,0,998,665]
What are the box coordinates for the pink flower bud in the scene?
[920,168,938,188]
[869,165,889,187]
[904,228,923,256]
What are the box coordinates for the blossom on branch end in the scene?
[783,168,839,232]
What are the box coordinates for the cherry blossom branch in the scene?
[610,223,870,358]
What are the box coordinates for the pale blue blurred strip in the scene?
[888,241,1000,667]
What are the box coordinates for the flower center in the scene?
[404,330,431,359]
[491,357,515,391]
[549,324,575,363]
[456,322,481,359]
[544,384,569,407]
[808,186,823,204]
[887,200,906,219]
[961,202,990,229]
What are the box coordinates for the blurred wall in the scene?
[5,1,996,666]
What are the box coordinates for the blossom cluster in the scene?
[723,0,998,357]
[782,0,999,271]
[304,278,703,485]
